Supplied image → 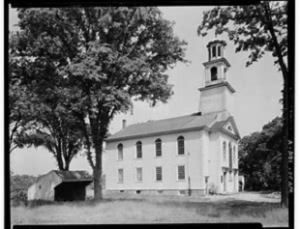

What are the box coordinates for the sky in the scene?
[8,6,284,176]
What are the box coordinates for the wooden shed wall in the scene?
[27,171,62,201]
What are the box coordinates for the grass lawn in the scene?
[11,192,288,227]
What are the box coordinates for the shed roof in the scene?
[53,170,93,182]
[107,112,240,142]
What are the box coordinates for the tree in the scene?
[239,117,284,191]
[13,7,187,200]
[9,30,85,170]
[197,1,291,207]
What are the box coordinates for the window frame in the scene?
[177,165,185,181]
[212,46,216,57]
[136,167,143,182]
[136,141,142,159]
[118,168,124,184]
[155,166,162,182]
[223,141,227,161]
[211,66,218,81]
[155,138,162,157]
[117,143,123,161]
[177,136,185,155]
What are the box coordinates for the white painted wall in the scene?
[105,130,205,191]
[27,171,62,201]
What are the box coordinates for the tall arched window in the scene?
[136,141,142,159]
[212,46,216,57]
[223,141,226,161]
[218,46,221,56]
[211,67,218,81]
[155,139,162,157]
[233,146,236,163]
[229,142,232,168]
[117,143,123,160]
[177,136,185,155]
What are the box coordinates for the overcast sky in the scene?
[9,6,283,176]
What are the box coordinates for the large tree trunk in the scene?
[281,78,289,207]
[263,2,290,208]
[93,142,103,200]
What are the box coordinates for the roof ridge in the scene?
[123,111,219,128]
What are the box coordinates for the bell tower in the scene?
[199,39,235,115]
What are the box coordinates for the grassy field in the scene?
[11,192,288,227]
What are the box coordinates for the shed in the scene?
[28,170,93,201]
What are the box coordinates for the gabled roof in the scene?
[107,112,240,142]
[210,116,241,139]
[53,170,93,182]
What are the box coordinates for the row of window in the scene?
[222,141,237,168]
[117,166,185,183]
[208,45,222,60]
[117,136,185,160]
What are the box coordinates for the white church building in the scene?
[105,39,240,196]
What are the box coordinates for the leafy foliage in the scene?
[198,1,291,207]
[239,117,292,191]
[10,173,37,206]
[198,2,287,68]
[10,7,187,199]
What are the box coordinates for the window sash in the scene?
[178,166,185,180]
[118,169,123,183]
[136,143,142,158]
[178,139,185,155]
[118,149,123,160]
[156,141,162,157]
[136,168,142,182]
[156,167,162,181]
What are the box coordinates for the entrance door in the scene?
[223,172,227,192]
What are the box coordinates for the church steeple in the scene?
[199,39,235,115]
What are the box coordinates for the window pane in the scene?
[137,168,142,182]
[136,142,142,158]
[211,67,217,81]
[178,166,185,180]
[177,136,184,155]
[212,46,216,57]
[118,169,123,183]
[155,139,162,157]
[118,144,123,160]
[218,46,221,56]
[156,167,162,181]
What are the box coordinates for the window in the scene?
[220,175,223,183]
[117,143,123,160]
[223,141,226,161]
[211,67,217,81]
[233,146,236,163]
[177,136,185,155]
[136,141,142,159]
[208,48,211,60]
[118,169,124,183]
[218,46,221,56]
[178,165,185,180]
[229,142,232,168]
[156,167,162,181]
[224,68,227,79]
[155,139,162,157]
[136,168,142,182]
[212,46,216,57]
